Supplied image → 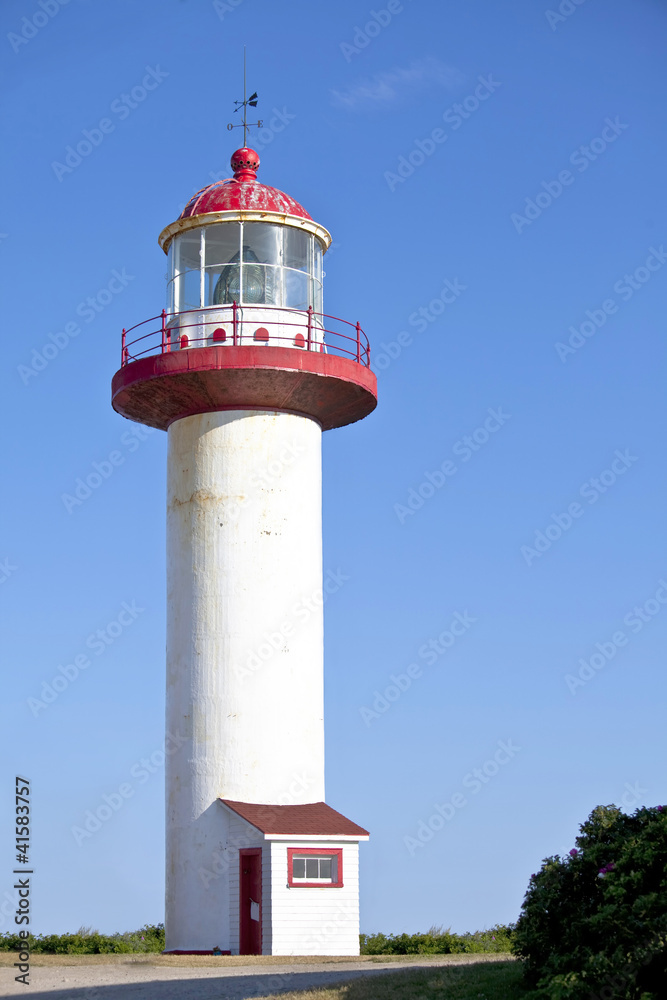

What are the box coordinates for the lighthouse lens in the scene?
[226,270,241,301]
[242,265,264,303]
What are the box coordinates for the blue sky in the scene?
[1,0,666,937]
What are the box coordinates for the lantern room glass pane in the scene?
[313,242,323,315]
[205,224,241,268]
[171,231,202,311]
[284,269,309,310]
[240,224,282,306]
[313,242,323,285]
[312,279,323,317]
[242,223,283,265]
[205,224,242,306]
[284,229,309,272]
[181,269,201,311]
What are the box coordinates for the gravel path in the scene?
[0,954,510,999]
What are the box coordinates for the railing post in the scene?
[121,328,126,366]
[355,322,361,364]
[233,300,238,346]
[307,306,312,351]
[161,309,166,354]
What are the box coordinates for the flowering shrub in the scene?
[513,804,667,998]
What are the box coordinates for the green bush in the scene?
[0,923,165,954]
[360,923,514,955]
[512,804,667,999]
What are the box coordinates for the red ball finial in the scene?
[231,147,259,181]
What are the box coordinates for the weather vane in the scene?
[227,47,262,147]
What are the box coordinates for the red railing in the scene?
[120,305,371,369]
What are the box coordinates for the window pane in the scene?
[243,224,283,265]
[312,278,323,317]
[313,241,323,284]
[284,269,309,310]
[173,232,202,311]
[293,859,305,879]
[166,278,176,315]
[174,232,200,271]
[181,269,201,311]
[205,224,241,268]
[319,858,332,879]
[305,858,319,879]
[284,229,309,272]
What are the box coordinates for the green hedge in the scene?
[0,923,165,954]
[1,921,513,956]
[513,804,667,999]
[360,923,515,955]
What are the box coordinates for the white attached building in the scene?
[220,800,369,956]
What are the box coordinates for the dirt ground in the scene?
[0,951,513,999]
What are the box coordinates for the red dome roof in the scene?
[179,147,312,221]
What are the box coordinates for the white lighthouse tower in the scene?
[112,142,376,955]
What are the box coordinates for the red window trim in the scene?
[287,847,343,888]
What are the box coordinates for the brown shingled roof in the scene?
[219,799,369,837]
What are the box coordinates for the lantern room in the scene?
[165,221,324,314]
[112,146,376,432]
[156,147,331,352]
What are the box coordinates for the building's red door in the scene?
[239,848,262,955]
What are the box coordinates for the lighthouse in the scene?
[111,143,376,955]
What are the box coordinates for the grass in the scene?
[0,952,513,968]
[0,953,380,967]
[260,960,524,999]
